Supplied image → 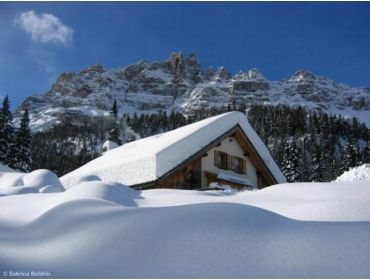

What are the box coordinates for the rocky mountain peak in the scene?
[79,64,106,76]
[167,52,202,82]
[215,66,231,81]
[232,68,266,82]
[289,69,316,83]
[204,67,216,81]
[247,68,266,81]
[14,52,370,131]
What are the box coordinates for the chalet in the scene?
[61,112,286,190]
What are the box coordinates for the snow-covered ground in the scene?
[1,169,370,278]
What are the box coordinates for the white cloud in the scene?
[14,10,73,46]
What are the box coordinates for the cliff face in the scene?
[16,52,370,131]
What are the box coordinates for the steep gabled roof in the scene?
[61,112,286,188]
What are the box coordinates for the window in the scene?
[214,151,246,174]
[214,151,228,170]
[231,156,246,174]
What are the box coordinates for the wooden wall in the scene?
[156,158,202,189]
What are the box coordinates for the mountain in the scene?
[15,52,370,131]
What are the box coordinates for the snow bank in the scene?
[61,112,286,188]
[1,175,370,277]
[0,165,369,277]
[3,200,370,278]
[23,169,64,191]
[140,181,370,222]
[335,163,370,182]
[0,186,39,197]
[0,169,65,196]
[0,172,25,187]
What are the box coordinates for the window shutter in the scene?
[214,151,220,168]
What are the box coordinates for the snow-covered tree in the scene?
[0,96,14,165]
[108,126,121,145]
[363,144,370,164]
[341,138,361,172]
[10,109,32,172]
[107,100,121,145]
[309,144,324,182]
[282,139,301,182]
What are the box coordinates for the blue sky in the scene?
[1,2,370,109]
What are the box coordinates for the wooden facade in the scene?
[156,158,202,189]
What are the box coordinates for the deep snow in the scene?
[335,163,370,182]
[1,169,370,278]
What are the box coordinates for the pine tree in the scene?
[110,99,118,118]
[108,125,121,145]
[10,109,32,172]
[282,139,301,182]
[107,100,121,145]
[363,144,370,164]
[341,138,360,172]
[0,96,14,166]
[309,144,324,182]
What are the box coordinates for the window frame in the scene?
[214,150,229,170]
[231,155,246,174]
[214,150,246,174]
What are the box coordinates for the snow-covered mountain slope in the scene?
[1,172,370,277]
[15,52,370,130]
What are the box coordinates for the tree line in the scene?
[245,104,370,182]
[1,96,369,182]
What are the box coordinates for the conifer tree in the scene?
[0,96,14,165]
[363,144,370,164]
[282,139,301,182]
[341,138,360,172]
[108,126,121,145]
[309,144,324,182]
[10,109,32,172]
[110,99,118,118]
[107,100,121,145]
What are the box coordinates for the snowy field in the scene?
[1,168,370,278]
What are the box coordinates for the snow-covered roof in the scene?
[61,112,286,188]
[0,164,14,173]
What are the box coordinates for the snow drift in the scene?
[335,163,370,182]
[0,169,65,197]
[1,170,370,277]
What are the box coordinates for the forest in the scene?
[1,96,369,182]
